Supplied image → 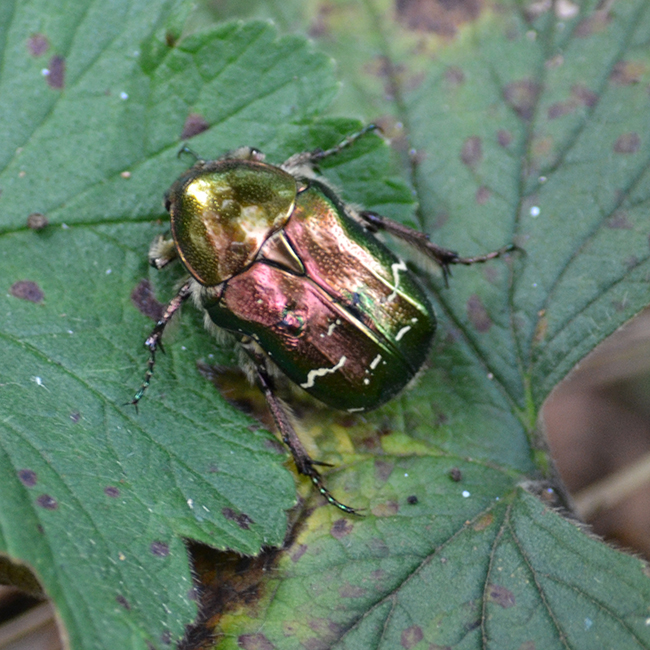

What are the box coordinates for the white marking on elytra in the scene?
[411,318,418,323]
[348,407,365,413]
[326,319,341,336]
[386,260,408,303]
[363,378,370,385]
[395,325,412,341]
[370,354,382,370]
[301,355,347,389]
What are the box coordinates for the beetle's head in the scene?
[166,160,297,286]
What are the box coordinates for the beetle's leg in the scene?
[248,355,359,515]
[359,210,516,285]
[148,234,178,270]
[284,124,382,172]
[130,280,192,407]
[308,124,382,164]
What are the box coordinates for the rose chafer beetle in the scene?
[132,126,513,514]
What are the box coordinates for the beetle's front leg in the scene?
[283,124,382,171]
[130,280,192,407]
[248,353,359,515]
[148,234,178,270]
[359,210,516,284]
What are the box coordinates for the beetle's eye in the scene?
[164,195,172,212]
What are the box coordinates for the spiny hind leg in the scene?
[246,349,359,515]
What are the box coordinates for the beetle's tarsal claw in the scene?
[310,459,335,468]
[309,472,361,516]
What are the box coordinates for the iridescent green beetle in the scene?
[132,126,513,513]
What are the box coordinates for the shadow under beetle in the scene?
[132,126,514,514]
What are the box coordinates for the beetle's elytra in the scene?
[132,126,514,514]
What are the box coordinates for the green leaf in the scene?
[2,1,650,650]
[0,3,375,648]
[214,483,650,649]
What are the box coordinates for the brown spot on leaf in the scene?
[70,411,80,423]
[308,617,343,640]
[309,3,334,38]
[445,66,465,85]
[46,55,65,89]
[37,494,58,510]
[150,541,170,557]
[27,213,48,230]
[10,280,44,303]
[533,316,548,343]
[104,486,120,498]
[18,469,37,487]
[460,136,482,167]
[473,512,494,531]
[467,294,492,332]
[475,186,491,204]
[575,12,611,37]
[238,634,275,650]
[433,210,449,230]
[395,0,482,36]
[610,60,645,85]
[222,507,254,530]
[116,594,130,610]
[371,500,400,517]
[131,279,165,321]
[518,642,536,650]
[465,618,481,632]
[339,583,367,598]
[524,0,551,21]
[572,84,598,108]
[607,212,632,229]
[331,518,354,539]
[545,53,564,70]
[374,459,394,483]
[547,102,573,120]
[181,113,210,140]
[449,467,462,482]
[401,625,423,649]
[497,129,512,147]
[488,584,515,608]
[27,33,49,56]
[531,135,553,159]
[503,80,539,120]
[614,132,640,154]
[482,265,499,284]
[290,544,308,562]
[371,569,386,581]
[165,31,178,48]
